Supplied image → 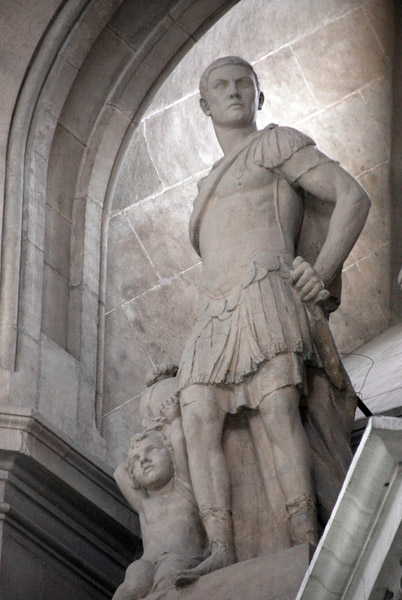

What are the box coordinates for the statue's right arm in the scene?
[114,462,142,513]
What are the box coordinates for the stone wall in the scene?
[103,0,395,464]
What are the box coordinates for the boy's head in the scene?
[126,430,174,491]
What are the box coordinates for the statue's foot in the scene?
[175,543,236,587]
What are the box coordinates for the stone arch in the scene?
[1,0,238,454]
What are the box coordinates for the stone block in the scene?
[330,262,389,354]
[108,0,173,50]
[75,286,99,385]
[69,197,86,290]
[357,243,391,322]
[59,27,133,144]
[114,21,191,121]
[38,336,80,438]
[102,395,143,467]
[126,178,200,279]
[255,46,318,126]
[61,0,121,70]
[41,263,69,349]
[103,308,153,414]
[360,75,393,150]
[24,151,47,251]
[344,201,389,267]
[18,240,44,342]
[112,123,163,213]
[358,160,391,216]
[365,0,395,59]
[68,196,103,302]
[81,197,103,295]
[85,105,131,206]
[208,0,364,64]
[44,204,72,279]
[122,264,201,366]
[105,213,158,312]
[292,7,387,108]
[300,92,390,177]
[31,57,78,162]
[47,124,85,221]
[144,0,364,118]
[67,285,84,362]
[9,333,40,408]
[145,95,221,187]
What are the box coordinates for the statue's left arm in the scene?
[279,145,371,300]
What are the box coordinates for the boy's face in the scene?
[129,431,174,491]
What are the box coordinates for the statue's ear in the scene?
[258,91,265,110]
[200,97,211,117]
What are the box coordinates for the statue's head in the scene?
[126,430,174,492]
[199,56,264,128]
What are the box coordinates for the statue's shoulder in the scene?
[251,124,315,170]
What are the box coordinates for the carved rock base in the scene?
[166,544,313,600]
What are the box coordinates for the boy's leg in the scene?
[177,384,236,582]
[112,559,154,600]
[258,385,318,545]
[151,553,202,595]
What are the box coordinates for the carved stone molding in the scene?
[0,404,140,599]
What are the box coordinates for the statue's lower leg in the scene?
[176,506,236,585]
[286,494,318,546]
[259,386,319,546]
[177,389,237,585]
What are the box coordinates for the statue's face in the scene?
[129,432,174,491]
[201,64,262,129]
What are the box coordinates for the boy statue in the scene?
[113,370,205,600]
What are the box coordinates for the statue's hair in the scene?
[146,363,178,387]
[199,56,260,98]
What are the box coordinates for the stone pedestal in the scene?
[0,405,141,599]
[164,544,312,600]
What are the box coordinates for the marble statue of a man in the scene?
[176,56,370,582]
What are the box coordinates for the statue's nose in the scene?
[228,81,240,97]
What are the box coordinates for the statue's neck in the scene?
[213,122,258,155]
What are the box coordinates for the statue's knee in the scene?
[181,406,205,439]
[260,387,300,428]
[181,392,222,441]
